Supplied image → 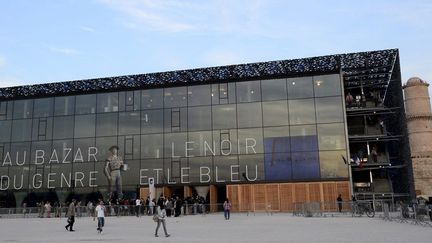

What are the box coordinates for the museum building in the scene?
[0,49,412,211]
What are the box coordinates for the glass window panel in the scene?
[261,79,287,101]
[95,162,109,187]
[11,119,32,142]
[9,165,29,189]
[95,136,118,162]
[164,87,187,108]
[237,128,263,154]
[290,125,318,152]
[164,108,187,132]
[30,141,52,164]
[50,164,73,188]
[187,131,213,157]
[320,150,348,178]
[188,106,211,131]
[317,123,346,150]
[188,85,211,106]
[141,134,163,159]
[213,156,238,183]
[239,154,264,182]
[119,112,140,135]
[212,104,237,129]
[73,138,95,163]
[163,158,188,182]
[13,100,33,119]
[262,101,289,127]
[264,152,292,181]
[53,116,74,139]
[33,98,53,117]
[212,129,238,155]
[141,109,164,134]
[52,139,74,164]
[287,77,313,99]
[189,157,213,184]
[97,92,119,113]
[54,96,75,116]
[71,162,94,188]
[292,151,320,179]
[236,81,261,103]
[75,94,96,114]
[31,117,53,141]
[96,113,118,137]
[122,159,140,186]
[119,90,140,111]
[10,142,31,166]
[164,133,187,158]
[315,97,344,123]
[263,126,290,154]
[141,89,163,109]
[237,102,262,128]
[289,99,316,125]
[313,74,342,97]
[118,135,140,160]
[140,159,164,185]
[0,120,11,142]
[74,114,96,138]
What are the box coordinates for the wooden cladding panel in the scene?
[210,185,218,212]
[139,188,149,200]
[227,180,350,212]
[279,184,294,211]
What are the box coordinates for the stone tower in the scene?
[403,77,432,198]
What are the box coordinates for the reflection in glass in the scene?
[287,77,313,99]
[237,128,263,154]
[119,112,140,135]
[34,98,53,117]
[74,114,96,138]
[239,154,264,182]
[97,92,119,113]
[0,120,11,142]
[289,99,316,125]
[292,151,320,179]
[11,119,32,142]
[141,110,164,134]
[237,102,262,128]
[75,94,96,114]
[54,96,75,116]
[290,125,318,152]
[53,116,74,139]
[319,150,348,178]
[261,79,287,101]
[96,113,118,137]
[13,100,33,119]
[262,101,289,127]
[164,87,187,107]
[313,74,341,97]
[317,123,346,150]
[142,89,163,109]
[315,97,344,123]
[188,85,211,106]
[141,134,163,159]
[188,106,211,131]
[236,81,261,103]
[212,105,236,129]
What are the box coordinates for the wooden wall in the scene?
[227,181,350,212]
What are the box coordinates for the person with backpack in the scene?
[154,199,170,238]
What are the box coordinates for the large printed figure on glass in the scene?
[104,145,127,199]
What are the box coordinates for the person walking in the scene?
[337,194,343,213]
[223,198,232,220]
[94,200,106,234]
[154,203,170,237]
[45,201,52,218]
[65,199,76,232]
[135,198,141,217]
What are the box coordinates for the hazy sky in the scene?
[0,0,431,92]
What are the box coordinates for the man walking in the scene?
[94,200,106,234]
[65,199,76,232]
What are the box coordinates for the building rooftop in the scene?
[0,49,398,101]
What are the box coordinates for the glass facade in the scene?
[0,74,348,195]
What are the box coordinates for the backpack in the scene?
[152,214,159,222]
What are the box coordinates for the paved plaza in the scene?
[0,213,430,243]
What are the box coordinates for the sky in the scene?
[0,0,431,93]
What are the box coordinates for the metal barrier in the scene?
[380,202,432,227]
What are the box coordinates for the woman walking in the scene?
[154,201,170,237]
[223,198,232,220]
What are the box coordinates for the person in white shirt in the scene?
[94,200,106,234]
[135,198,141,217]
